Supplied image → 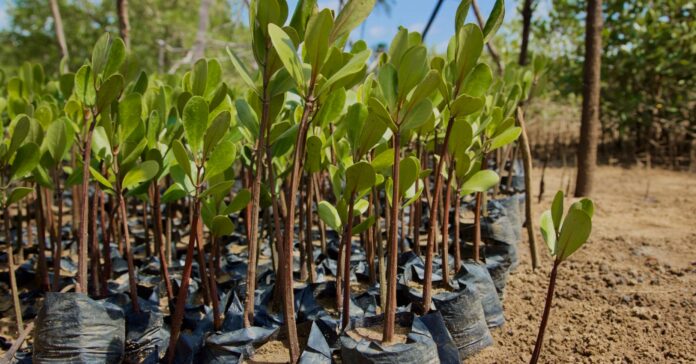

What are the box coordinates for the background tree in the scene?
[574,0,602,196]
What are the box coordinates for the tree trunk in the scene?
[116,0,130,48]
[575,0,602,197]
[518,0,534,66]
[49,0,69,63]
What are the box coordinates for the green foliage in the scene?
[540,190,594,262]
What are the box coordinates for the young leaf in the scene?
[226,48,257,92]
[200,180,235,199]
[345,161,376,194]
[454,0,472,33]
[211,215,234,236]
[6,187,33,206]
[182,96,209,154]
[162,184,188,202]
[191,59,208,96]
[225,189,251,214]
[352,215,376,236]
[305,135,323,173]
[551,190,564,232]
[455,24,483,85]
[318,201,342,230]
[304,9,333,72]
[368,97,397,132]
[268,24,305,90]
[398,156,420,196]
[8,116,30,158]
[450,93,484,117]
[397,45,428,99]
[122,160,159,190]
[171,140,192,179]
[482,0,505,42]
[89,166,114,191]
[329,0,377,43]
[489,126,521,151]
[401,99,433,132]
[10,143,40,181]
[96,74,124,112]
[539,210,557,255]
[461,63,493,97]
[74,65,96,106]
[319,49,371,96]
[571,198,595,218]
[204,111,231,158]
[205,140,236,179]
[118,93,143,144]
[557,209,592,261]
[460,169,499,194]
[371,148,394,171]
[42,120,68,163]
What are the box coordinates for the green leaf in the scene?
[571,198,595,218]
[455,24,483,86]
[461,63,493,97]
[225,189,251,214]
[268,24,305,90]
[162,184,188,202]
[397,45,428,99]
[204,111,231,158]
[89,166,114,191]
[290,0,317,40]
[305,135,323,173]
[211,215,234,236]
[42,120,68,163]
[318,201,342,230]
[551,190,564,232]
[235,99,259,140]
[172,140,192,179]
[74,65,96,106]
[8,116,30,158]
[319,49,371,96]
[205,140,236,179]
[304,9,333,72]
[96,74,124,112]
[191,59,208,96]
[352,215,376,236]
[489,126,521,150]
[460,170,499,194]
[122,160,159,190]
[540,210,557,256]
[448,119,473,155]
[450,93,484,117]
[407,70,440,110]
[368,97,397,132]
[200,180,234,199]
[557,208,592,261]
[6,187,33,206]
[10,143,40,181]
[378,63,397,108]
[329,0,376,43]
[226,48,257,92]
[454,0,472,33]
[345,161,376,195]
[371,148,394,171]
[401,99,433,132]
[398,156,420,196]
[91,33,111,77]
[118,93,142,144]
[482,0,505,42]
[182,96,209,154]
[104,37,126,77]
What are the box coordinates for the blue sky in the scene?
[287,0,519,51]
[0,0,519,49]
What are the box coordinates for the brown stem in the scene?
[118,193,140,312]
[152,182,174,303]
[77,114,97,292]
[51,171,64,292]
[441,162,454,287]
[304,174,316,283]
[35,186,50,291]
[98,188,111,297]
[422,118,455,312]
[473,191,483,262]
[4,205,24,334]
[89,184,101,296]
[383,131,401,343]
[453,187,462,273]
[165,178,202,363]
[194,211,212,306]
[341,191,357,330]
[530,261,560,364]
[280,93,316,362]
[208,234,222,331]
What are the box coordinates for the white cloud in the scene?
[368,25,386,38]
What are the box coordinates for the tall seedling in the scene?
[164,59,236,362]
[72,33,127,293]
[530,191,593,364]
[0,115,40,336]
[265,0,375,360]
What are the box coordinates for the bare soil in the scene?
[471,166,696,363]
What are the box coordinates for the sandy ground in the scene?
[471,166,696,363]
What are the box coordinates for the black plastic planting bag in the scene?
[33,292,126,363]
[454,261,504,328]
[340,313,439,364]
[418,311,461,364]
[196,326,277,363]
[497,195,523,243]
[298,321,333,364]
[411,285,493,358]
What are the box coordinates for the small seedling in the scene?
[530,190,594,364]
